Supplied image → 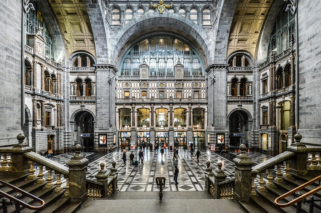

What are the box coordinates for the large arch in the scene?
[111,12,213,67]
[70,109,96,122]
[256,0,286,63]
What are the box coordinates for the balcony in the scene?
[228,67,253,72]
[116,98,207,104]
[70,67,95,72]
[24,45,33,54]
[70,96,96,101]
[227,96,253,101]
[260,125,269,130]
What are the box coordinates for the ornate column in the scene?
[272,101,277,127]
[77,56,81,67]
[269,102,273,126]
[151,106,154,127]
[131,106,135,127]
[290,56,295,86]
[232,57,236,67]
[290,96,295,127]
[92,83,95,95]
[169,106,173,127]
[86,56,90,67]
[283,71,286,88]
[188,106,192,128]
[32,99,37,128]
[41,64,45,91]
[82,83,86,96]
[41,100,45,129]
[227,83,231,96]
[241,55,246,67]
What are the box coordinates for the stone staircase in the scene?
[239,172,321,213]
[0,175,81,213]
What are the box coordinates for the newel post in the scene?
[109,161,118,193]
[233,144,255,201]
[66,144,88,202]
[95,163,108,197]
[213,162,227,199]
[287,133,307,175]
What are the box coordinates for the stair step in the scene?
[283,177,321,198]
[39,197,69,213]
[239,200,264,213]
[290,173,321,186]
[56,201,82,213]
[256,189,296,213]
[0,178,38,193]
[250,195,284,213]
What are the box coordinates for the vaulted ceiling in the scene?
[48,0,96,59]
[227,0,274,59]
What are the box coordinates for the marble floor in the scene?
[50,148,274,192]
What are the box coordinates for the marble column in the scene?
[290,56,295,86]
[237,82,241,96]
[290,97,295,127]
[232,57,236,67]
[241,55,246,67]
[82,83,86,96]
[77,56,81,67]
[57,104,61,128]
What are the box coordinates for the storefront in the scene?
[174,131,187,148]
[118,131,131,149]
[156,131,168,147]
[137,131,150,147]
[193,131,205,149]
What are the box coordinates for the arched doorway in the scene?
[229,110,251,150]
[73,111,95,152]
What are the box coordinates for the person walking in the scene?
[160,148,164,160]
[130,152,134,165]
[191,146,194,157]
[196,150,200,162]
[174,166,179,185]
[143,142,146,149]
[173,157,178,168]
[139,149,144,164]
[122,150,127,165]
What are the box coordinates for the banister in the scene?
[0,180,45,210]
[274,174,321,208]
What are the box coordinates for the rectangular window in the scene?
[263,111,268,125]
[262,79,268,94]
[159,91,165,99]
[176,91,182,99]
[142,91,147,99]
[194,91,199,99]
[124,91,130,99]
[46,112,51,126]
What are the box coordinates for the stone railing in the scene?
[228,96,253,101]
[70,96,96,101]
[70,67,95,72]
[218,179,235,199]
[0,135,117,204]
[228,67,253,72]
[24,45,33,54]
[275,48,292,61]
[116,98,207,104]
[258,60,270,70]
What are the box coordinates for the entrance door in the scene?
[47,139,53,154]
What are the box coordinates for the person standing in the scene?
[122,150,127,165]
[130,152,134,165]
[196,150,200,162]
[174,166,179,185]
[139,149,144,164]
[160,148,164,160]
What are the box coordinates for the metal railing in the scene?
[274,175,321,212]
[0,180,45,212]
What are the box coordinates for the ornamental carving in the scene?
[150,0,172,14]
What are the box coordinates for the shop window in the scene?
[156,108,168,127]
[203,9,211,25]
[138,108,150,127]
[119,108,131,129]
[174,108,187,127]
[176,91,182,99]
[281,101,291,130]
[193,108,205,129]
[112,9,121,25]
[262,134,268,151]
[124,91,130,99]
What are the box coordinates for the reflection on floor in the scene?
[50,148,275,192]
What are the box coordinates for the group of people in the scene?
[123,149,145,165]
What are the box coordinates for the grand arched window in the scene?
[231,78,238,96]
[120,36,204,76]
[119,108,131,129]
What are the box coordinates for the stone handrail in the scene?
[251,151,295,174]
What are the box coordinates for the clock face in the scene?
[143,83,147,87]
[195,83,198,87]
[160,83,164,87]
[177,83,181,87]
[125,83,129,87]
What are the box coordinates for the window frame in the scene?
[190,9,198,24]
[202,9,211,25]
[112,8,121,25]
[124,91,130,99]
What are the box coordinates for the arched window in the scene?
[179,9,185,17]
[72,54,94,67]
[150,59,156,76]
[281,101,291,130]
[167,59,173,75]
[240,78,247,96]
[123,59,131,76]
[112,9,120,25]
[284,64,291,87]
[76,78,83,96]
[192,59,201,75]
[85,79,92,96]
[276,68,283,89]
[44,71,50,92]
[25,60,32,86]
[50,74,56,93]
[231,78,238,96]
[125,9,132,24]
[203,9,211,25]
[137,9,144,18]
[168,9,174,13]
[149,9,155,13]
[190,9,198,24]
[159,59,165,76]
